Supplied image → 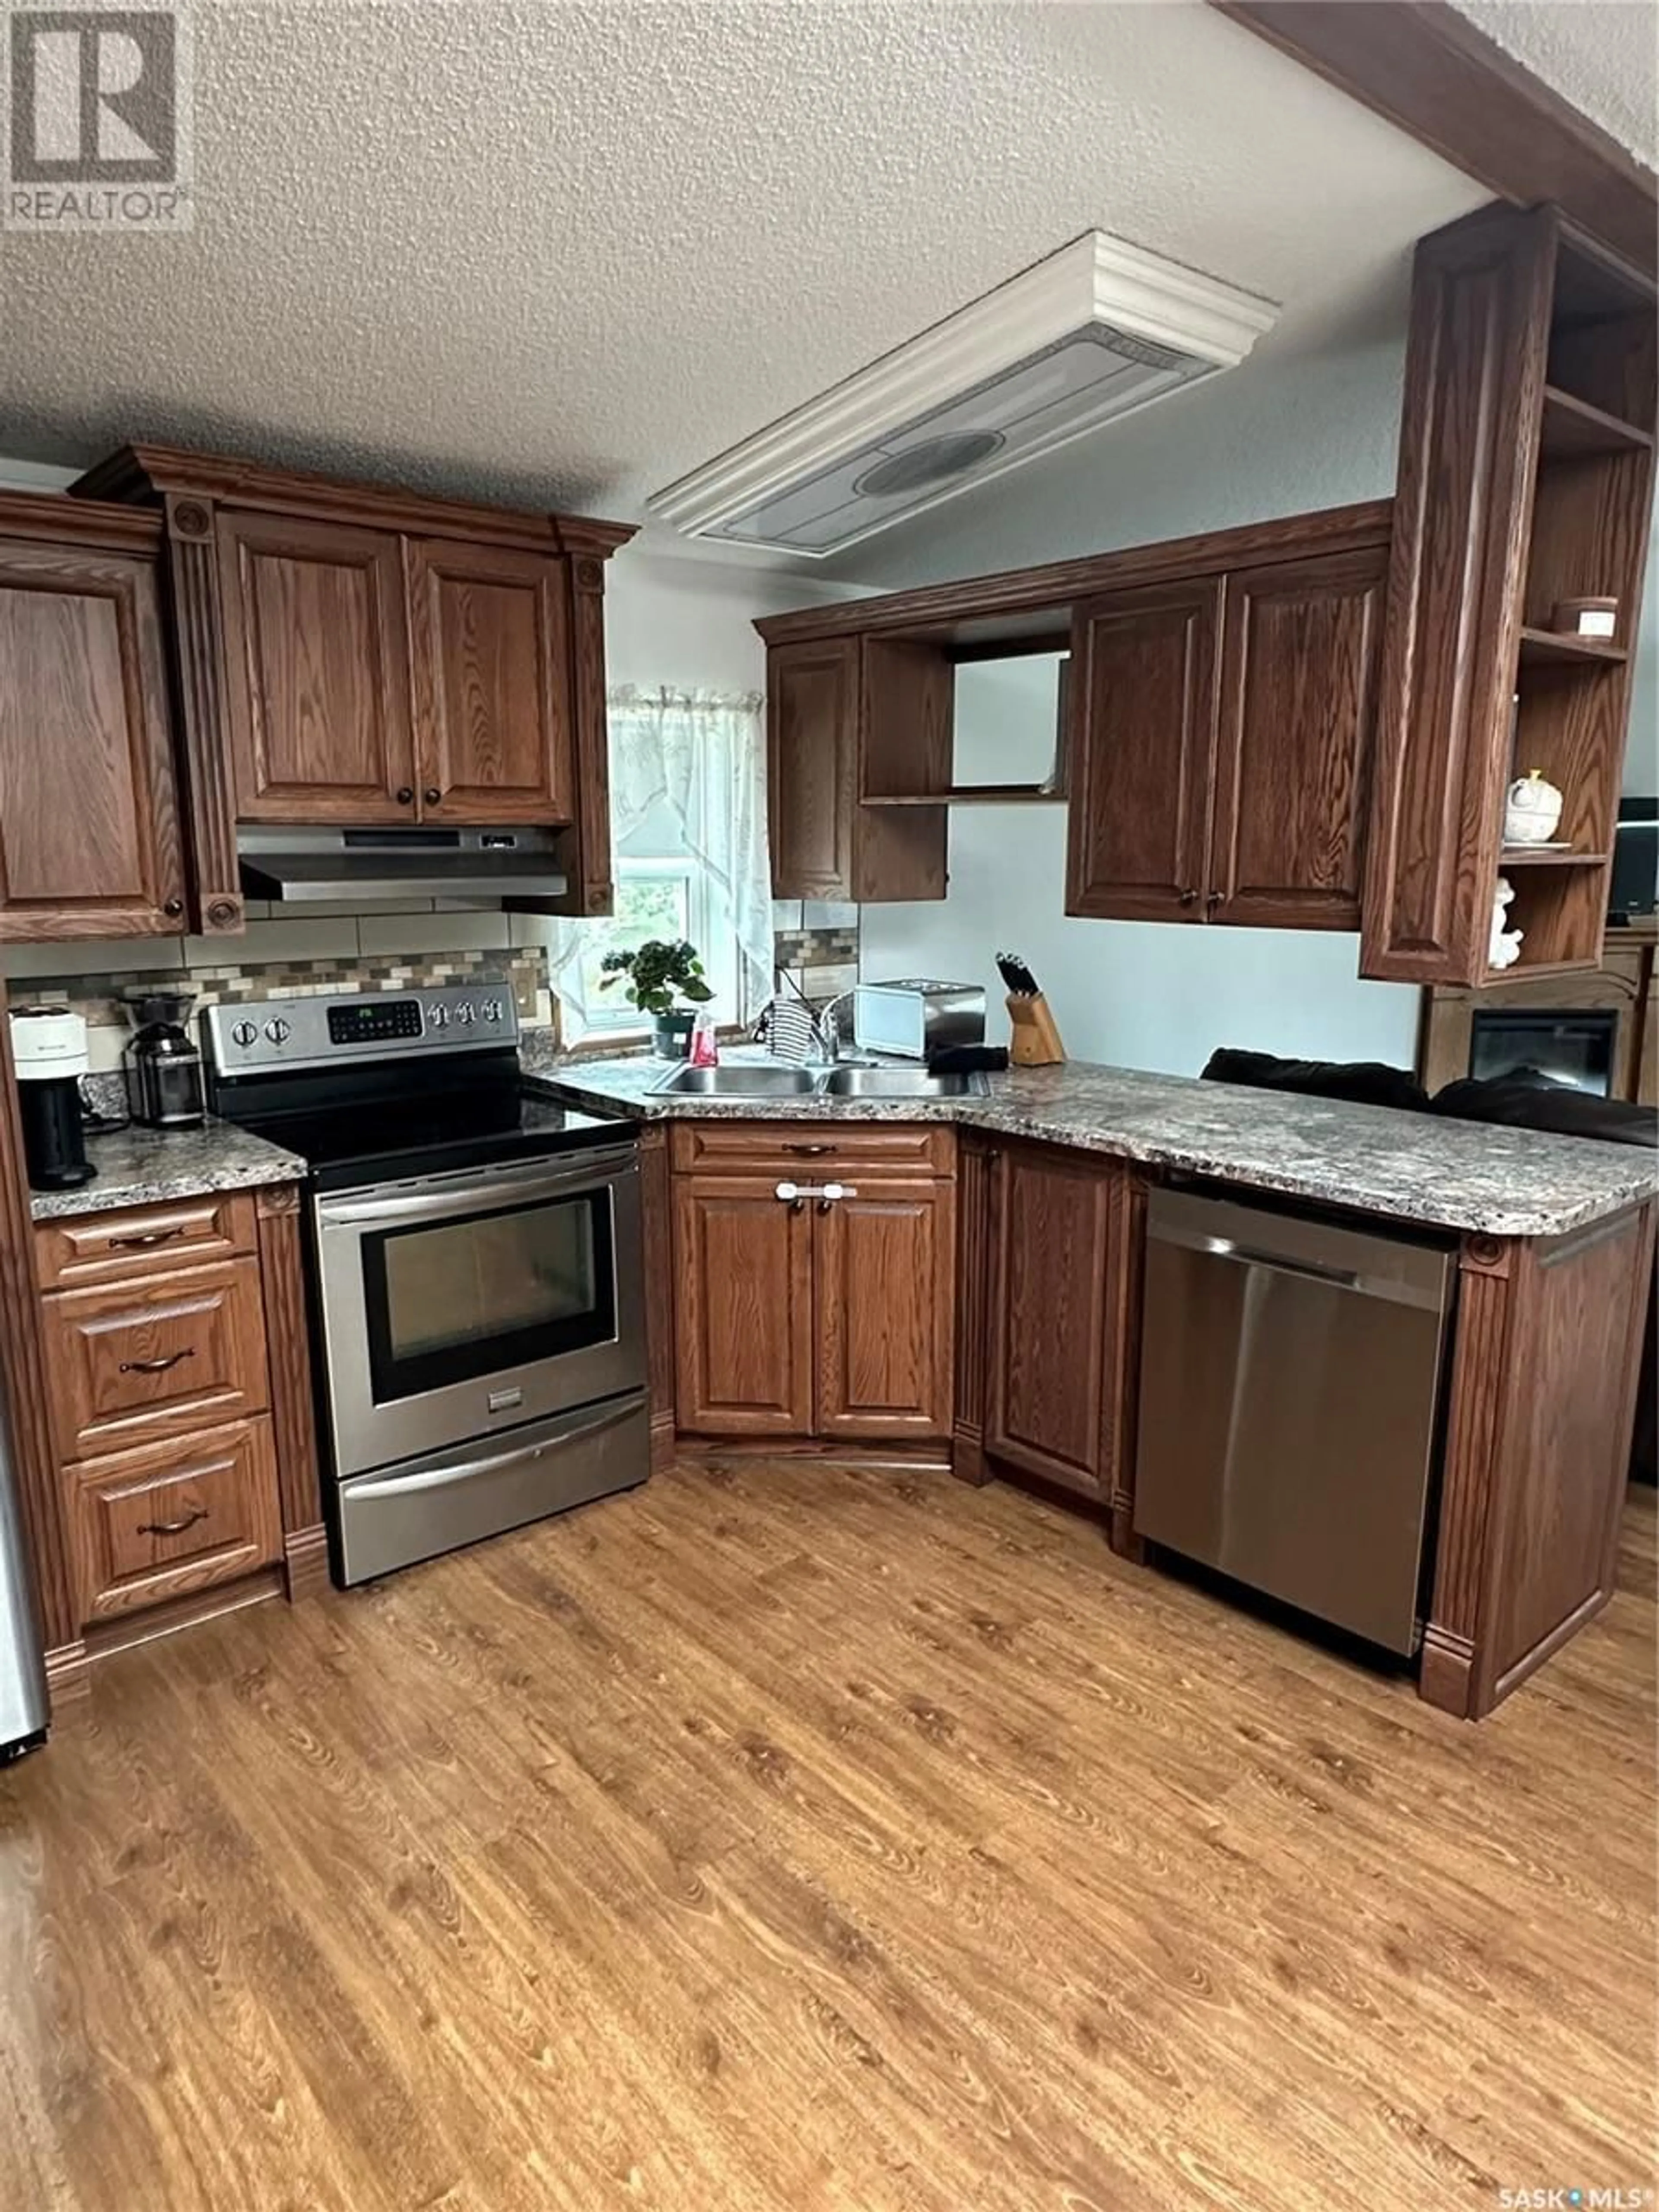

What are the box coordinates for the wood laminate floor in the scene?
[2,1461,1655,2212]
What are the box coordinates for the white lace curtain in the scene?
[547,686,771,1033]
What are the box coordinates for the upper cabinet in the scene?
[759,502,1391,929]
[0,498,187,943]
[1210,547,1385,930]
[767,636,950,902]
[217,512,414,823]
[1066,578,1222,923]
[1360,204,1655,987]
[71,445,635,929]
[405,538,574,824]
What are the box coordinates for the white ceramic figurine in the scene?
[1490,874,1523,970]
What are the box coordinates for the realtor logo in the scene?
[4,3,192,229]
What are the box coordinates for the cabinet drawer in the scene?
[44,1256,271,1461]
[669,1120,956,1178]
[36,1191,259,1290]
[72,1417,283,1624]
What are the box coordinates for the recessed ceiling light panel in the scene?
[648,232,1278,556]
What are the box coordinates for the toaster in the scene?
[852,980,986,1062]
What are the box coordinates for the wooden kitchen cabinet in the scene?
[216,509,416,823]
[1065,578,1222,923]
[672,1173,816,1436]
[983,1140,1144,1520]
[669,1124,958,1446]
[0,498,187,943]
[1210,547,1385,928]
[42,1253,270,1465]
[405,537,574,823]
[71,1416,283,1626]
[70,445,636,922]
[1065,544,1386,929]
[816,1178,956,1442]
[766,637,948,902]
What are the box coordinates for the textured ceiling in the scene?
[0,0,1487,554]
[1452,0,1659,166]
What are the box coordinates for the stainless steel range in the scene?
[204,986,648,1586]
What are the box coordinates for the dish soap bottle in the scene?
[688,1009,719,1069]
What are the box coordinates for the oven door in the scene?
[314,1143,645,1477]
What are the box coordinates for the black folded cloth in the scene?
[1200,1048,1430,1115]
[1431,1069,1658,1147]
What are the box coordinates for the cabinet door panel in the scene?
[672,1176,814,1435]
[44,1256,271,1463]
[769,640,858,898]
[0,538,185,940]
[816,1180,955,1441]
[986,1144,1114,1498]
[407,540,573,823]
[218,511,414,821]
[1211,549,1385,929]
[73,1417,282,1624]
[1065,579,1222,922]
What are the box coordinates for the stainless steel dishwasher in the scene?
[1133,1187,1456,1654]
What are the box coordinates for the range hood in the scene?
[238,826,569,905]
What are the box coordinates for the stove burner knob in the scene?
[482,998,503,1023]
[230,1020,258,1049]
[264,1017,292,1046]
[429,1004,450,1029]
[457,1001,477,1026]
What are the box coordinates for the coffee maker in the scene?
[121,985,206,1130]
[9,1006,95,1190]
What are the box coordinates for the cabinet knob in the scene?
[1179,888,1199,906]
[1205,890,1222,909]
[163,898,184,917]
[423,787,441,805]
[396,787,414,805]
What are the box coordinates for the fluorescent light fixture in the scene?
[648,232,1278,556]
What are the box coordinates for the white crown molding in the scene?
[648,232,1278,543]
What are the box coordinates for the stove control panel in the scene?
[327,998,423,1046]
[203,983,522,1078]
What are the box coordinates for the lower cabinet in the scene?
[983,1139,1144,1515]
[672,1174,816,1436]
[815,1179,956,1442]
[670,1124,957,1444]
[72,1418,283,1625]
[32,1186,306,1649]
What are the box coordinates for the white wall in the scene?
[605,543,860,693]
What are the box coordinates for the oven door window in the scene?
[361,1189,616,1404]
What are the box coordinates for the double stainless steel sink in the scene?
[653,1062,988,1100]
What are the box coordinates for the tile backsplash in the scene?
[771,899,860,1007]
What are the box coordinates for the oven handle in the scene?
[316,1149,637,1229]
[340,1396,642,1497]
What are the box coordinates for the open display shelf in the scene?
[1360,205,1654,988]
[863,784,1065,807]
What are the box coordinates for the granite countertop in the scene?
[537,1052,1658,1240]
[29,1117,308,1223]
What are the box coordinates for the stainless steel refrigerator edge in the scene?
[0,1383,49,1761]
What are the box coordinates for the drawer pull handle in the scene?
[138,1506,209,1538]
[119,1349,195,1375]
[108,1227,184,1251]
[783,1142,834,1157]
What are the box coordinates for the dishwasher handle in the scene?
[1148,1217,1444,1312]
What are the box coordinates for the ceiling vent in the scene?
[648,232,1278,557]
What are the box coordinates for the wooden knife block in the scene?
[1006,992,1066,1067]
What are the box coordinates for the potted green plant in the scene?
[597,939,715,1058]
